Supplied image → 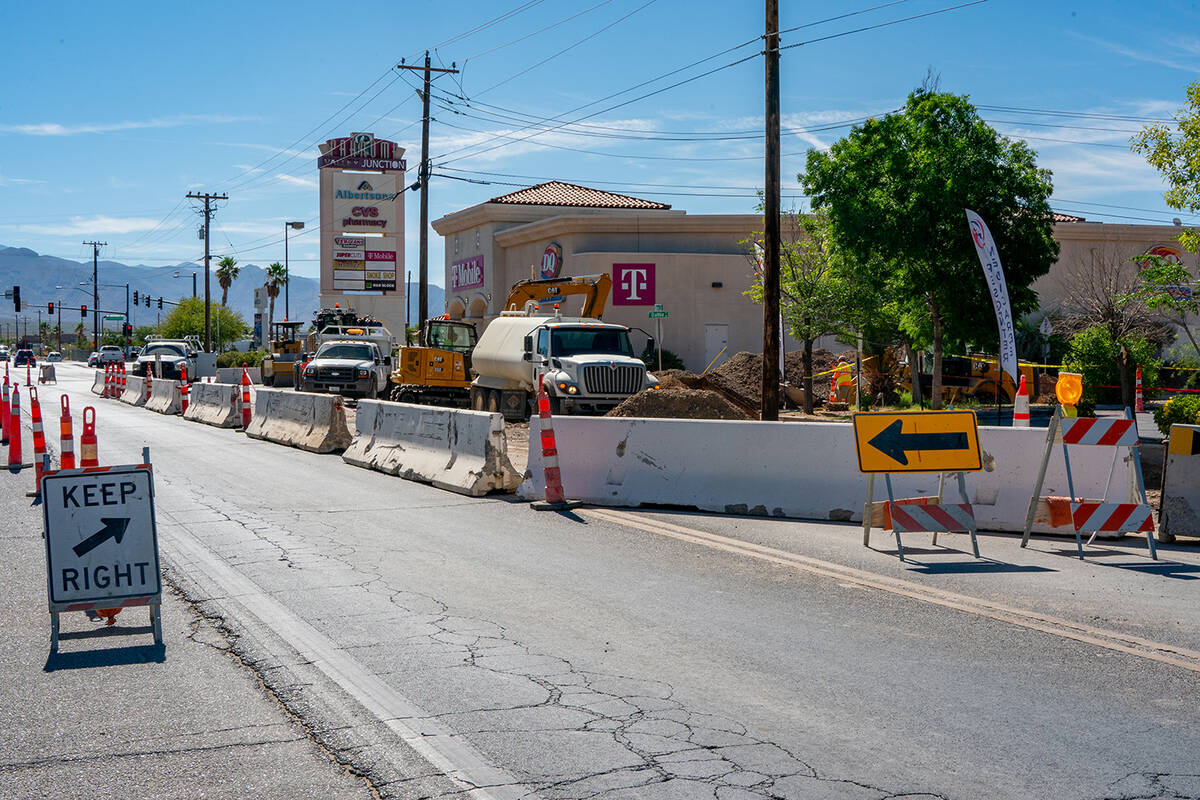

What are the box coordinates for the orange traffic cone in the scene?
[59,395,75,470]
[1135,365,1144,413]
[7,385,22,474]
[1,375,9,447]
[531,375,581,511]
[29,388,46,496]
[80,406,98,468]
[1013,374,1030,428]
[180,365,189,414]
[241,367,252,430]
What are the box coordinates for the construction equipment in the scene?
[904,354,1036,405]
[503,273,612,318]
[259,320,306,387]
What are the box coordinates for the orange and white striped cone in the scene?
[7,384,22,474]
[1,376,9,447]
[119,360,127,394]
[531,375,581,511]
[144,367,152,404]
[103,363,112,398]
[29,388,46,496]
[241,367,252,430]
[80,406,98,468]
[1135,365,1144,413]
[180,365,189,414]
[1013,374,1030,428]
[25,363,32,387]
[59,395,75,471]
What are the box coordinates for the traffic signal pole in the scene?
[83,241,105,350]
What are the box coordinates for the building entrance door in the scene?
[704,324,729,371]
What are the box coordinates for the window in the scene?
[317,344,374,360]
[536,329,550,357]
[549,328,632,358]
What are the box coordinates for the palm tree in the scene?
[216,255,239,306]
[265,261,287,327]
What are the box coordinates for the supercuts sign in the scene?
[332,172,400,235]
[451,255,485,291]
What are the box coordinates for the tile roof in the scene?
[1053,212,1085,223]
[488,181,671,210]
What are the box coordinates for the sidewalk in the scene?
[0,466,375,800]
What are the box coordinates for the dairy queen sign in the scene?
[451,255,485,291]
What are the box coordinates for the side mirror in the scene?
[523,335,533,354]
[523,352,532,362]
[646,337,655,353]
[384,355,392,366]
[188,350,197,358]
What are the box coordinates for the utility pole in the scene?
[83,240,106,350]
[397,52,458,333]
[760,0,781,421]
[186,192,228,352]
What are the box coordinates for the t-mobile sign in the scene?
[451,255,485,291]
[612,263,655,305]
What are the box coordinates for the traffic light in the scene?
[157,297,163,310]
[80,304,87,318]
[145,294,150,307]
[132,290,138,304]
[47,302,54,314]
[123,322,132,338]
[12,285,19,312]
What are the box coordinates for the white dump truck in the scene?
[470,310,658,421]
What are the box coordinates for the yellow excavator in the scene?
[388,273,613,406]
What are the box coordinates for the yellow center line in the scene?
[584,507,1200,674]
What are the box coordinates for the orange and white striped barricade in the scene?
[40,452,162,654]
[531,375,581,511]
[7,384,22,474]
[80,407,99,468]
[1021,407,1156,560]
[39,363,56,384]
[1,375,9,446]
[855,411,984,561]
[59,395,75,471]
[29,388,46,498]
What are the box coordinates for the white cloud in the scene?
[0,172,44,185]
[1071,33,1200,73]
[275,173,318,188]
[12,215,165,236]
[0,113,255,136]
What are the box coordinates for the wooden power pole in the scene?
[83,240,106,350]
[397,52,458,333]
[186,191,227,352]
[761,0,782,421]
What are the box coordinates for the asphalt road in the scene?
[4,363,1200,800]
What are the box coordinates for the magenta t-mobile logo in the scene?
[613,263,655,305]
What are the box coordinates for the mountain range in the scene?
[0,246,444,333]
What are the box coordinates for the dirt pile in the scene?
[607,387,751,420]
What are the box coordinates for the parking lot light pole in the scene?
[284,221,304,321]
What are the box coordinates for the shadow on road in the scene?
[1043,547,1200,580]
[44,642,166,671]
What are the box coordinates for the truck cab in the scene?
[299,339,391,399]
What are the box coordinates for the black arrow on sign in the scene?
[868,420,968,466]
[73,518,130,558]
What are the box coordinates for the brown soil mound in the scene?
[607,387,751,420]
[652,369,707,391]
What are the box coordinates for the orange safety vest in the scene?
[834,363,853,387]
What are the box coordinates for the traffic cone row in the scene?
[241,367,252,430]
[1013,374,1030,428]
[1135,364,1144,413]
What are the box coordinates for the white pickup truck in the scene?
[298,339,391,399]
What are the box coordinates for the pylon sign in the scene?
[42,464,161,609]
[853,411,982,474]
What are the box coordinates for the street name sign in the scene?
[853,410,982,473]
[648,310,668,318]
[42,464,161,609]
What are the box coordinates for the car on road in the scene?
[13,349,36,367]
[87,351,101,367]
[46,351,62,362]
[98,345,124,364]
[0,345,9,362]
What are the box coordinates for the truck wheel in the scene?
[470,387,485,411]
[262,373,275,387]
[548,395,562,415]
[366,383,378,400]
[398,390,418,404]
[486,389,500,413]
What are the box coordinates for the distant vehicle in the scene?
[98,345,123,364]
[46,351,62,363]
[299,339,391,399]
[132,339,199,381]
[0,345,9,362]
[13,349,36,367]
[87,351,101,367]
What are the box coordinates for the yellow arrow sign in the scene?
[853,411,982,473]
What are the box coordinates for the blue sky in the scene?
[1,0,1197,288]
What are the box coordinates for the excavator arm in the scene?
[504,273,612,319]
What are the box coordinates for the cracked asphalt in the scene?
[3,363,1199,799]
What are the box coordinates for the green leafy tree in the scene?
[742,209,856,413]
[1064,326,1160,408]
[265,261,287,327]
[802,88,1059,408]
[1133,77,1200,253]
[216,255,240,307]
[159,297,248,350]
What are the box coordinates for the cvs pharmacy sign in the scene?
[612,263,655,306]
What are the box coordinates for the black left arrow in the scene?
[73,518,130,558]
[868,419,969,466]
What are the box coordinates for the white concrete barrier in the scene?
[343,400,521,496]
[90,369,105,395]
[519,417,1140,534]
[183,381,243,428]
[245,388,350,453]
[119,374,148,406]
[144,379,182,415]
[1160,424,1200,542]
[216,367,261,385]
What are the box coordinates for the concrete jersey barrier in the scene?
[216,367,261,385]
[1160,423,1200,542]
[245,387,351,453]
[119,374,148,406]
[520,416,1141,535]
[144,379,182,414]
[343,400,521,496]
[183,381,243,428]
[90,369,106,395]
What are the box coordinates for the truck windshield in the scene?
[317,344,374,360]
[142,344,186,358]
[550,328,633,358]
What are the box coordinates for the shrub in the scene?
[1064,326,1160,406]
[1153,394,1200,437]
[216,349,266,368]
[641,344,687,372]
